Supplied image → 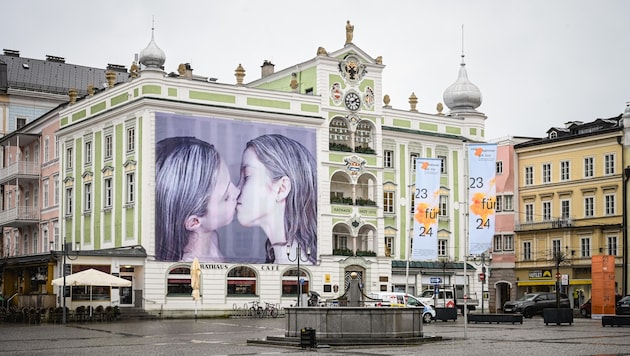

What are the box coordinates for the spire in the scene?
[139,18,166,70]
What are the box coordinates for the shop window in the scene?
[167,266,192,296]
[227,266,257,296]
[72,285,111,301]
[281,268,309,296]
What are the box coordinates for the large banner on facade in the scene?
[412,158,441,260]
[155,112,317,264]
[468,144,497,255]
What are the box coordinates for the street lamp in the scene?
[51,240,79,323]
[470,253,489,314]
[286,244,311,307]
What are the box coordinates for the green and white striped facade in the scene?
[55,39,487,315]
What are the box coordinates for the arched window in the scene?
[227,266,257,295]
[167,266,191,296]
[282,268,309,296]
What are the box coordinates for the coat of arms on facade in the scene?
[338,54,367,85]
[330,82,342,104]
[344,155,367,179]
[363,86,374,109]
[347,214,364,236]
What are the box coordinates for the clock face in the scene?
[344,92,361,111]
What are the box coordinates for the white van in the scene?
[418,288,456,308]
[368,292,435,323]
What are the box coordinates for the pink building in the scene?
[489,136,533,311]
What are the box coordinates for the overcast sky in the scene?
[4,0,629,139]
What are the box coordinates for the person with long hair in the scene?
[155,137,239,262]
[236,134,317,264]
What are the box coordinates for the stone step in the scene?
[117,307,160,321]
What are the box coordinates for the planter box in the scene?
[543,308,573,325]
[467,313,523,324]
[602,315,630,327]
[435,307,457,322]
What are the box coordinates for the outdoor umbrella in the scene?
[190,258,201,319]
[51,268,132,310]
[51,268,132,287]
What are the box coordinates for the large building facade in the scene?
[0,51,128,308]
[514,116,627,307]
[34,24,489,316]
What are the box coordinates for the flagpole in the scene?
[463,141,469,338]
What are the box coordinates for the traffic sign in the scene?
[430,277,442,284]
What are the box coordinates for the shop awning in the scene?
[517,279,592,286]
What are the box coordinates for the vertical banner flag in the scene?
[412,158,441,260]
[468,144,497,255]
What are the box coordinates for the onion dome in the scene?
[139,27,166,69]
[623,103,630,118]
[443,55,482,114]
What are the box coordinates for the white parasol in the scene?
[51,268,131,287]
[190,257,201,319]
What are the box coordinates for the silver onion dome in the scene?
[139,28,166,69]
[443,55,482,114]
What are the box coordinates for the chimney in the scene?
[3,49,20,57]
[107,63,128,72]
[261,60,275,78]
[45,55,65,63]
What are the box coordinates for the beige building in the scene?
[514,116,625,308]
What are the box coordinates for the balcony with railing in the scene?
[515,217,575,232]
[0,206,40,228]
[0,161,40,185]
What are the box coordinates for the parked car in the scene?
[368,292,436,324]
[616,296,630,315]
[580,298,591,318]
[503,292,570,318]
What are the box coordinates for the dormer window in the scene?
[549,131,557,139]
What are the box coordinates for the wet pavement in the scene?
[1,314,630,355]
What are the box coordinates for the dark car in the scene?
[616,296,630,315]
[580,298,591,318]
[503,292,570,318]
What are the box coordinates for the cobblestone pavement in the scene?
[1,315,629,355]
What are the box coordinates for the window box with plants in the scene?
[329,142,352,152]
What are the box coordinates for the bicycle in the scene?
[248,301,263,318]
[262,302,279,318]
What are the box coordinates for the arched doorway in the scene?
[494,281,512,312]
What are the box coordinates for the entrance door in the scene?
[497,282,510,312]
[119,276,133,305]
